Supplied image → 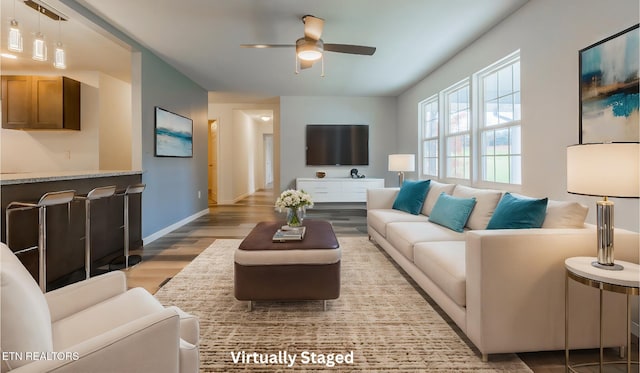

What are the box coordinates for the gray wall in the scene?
[280,96,398,190]
[60,0,209,239]
[139,51,209,237]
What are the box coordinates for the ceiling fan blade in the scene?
[240,44,294,48]
[324,44,376,56]
[300,59,315,70]
[303,15,324,40]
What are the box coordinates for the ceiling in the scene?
[2,0,529,97]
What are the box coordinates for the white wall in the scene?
[279,96,398,190]
[397,0,639,232]
[99,73,132,170]
[254,121,274,190]
[209,102,280,204]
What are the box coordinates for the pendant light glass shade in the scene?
[53,43,66,69]
[8,19,23,52]
[32,32,47,61]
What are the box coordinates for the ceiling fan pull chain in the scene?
[321,54,325,77]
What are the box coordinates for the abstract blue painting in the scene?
[580,24,639,143]
[155,107,193,157]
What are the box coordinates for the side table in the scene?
[565,256,639,372]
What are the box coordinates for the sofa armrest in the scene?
[9,308,181,373]
[366,188,399,210]
[465,227,638,355]
[45,271,127,323]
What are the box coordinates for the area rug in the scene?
[154,237,532,372]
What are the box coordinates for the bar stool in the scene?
[74,186,117,279]
[5,190,76,292]
[112,183,146,269]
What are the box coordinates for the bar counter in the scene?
[1,170,143,290]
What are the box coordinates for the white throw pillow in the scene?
[1,243,53,371]
[422,180,456,216]
[542,200,589,228]
[452,185,503,230]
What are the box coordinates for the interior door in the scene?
[208,120,218,204]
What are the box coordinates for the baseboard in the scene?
[143,208,209,244]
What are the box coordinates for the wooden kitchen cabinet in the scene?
[1,75,81,130]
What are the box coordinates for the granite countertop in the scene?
[0,170,143,185]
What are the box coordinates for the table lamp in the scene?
[388,154,415,186]
[566,143,639,270]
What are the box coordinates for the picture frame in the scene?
[579,24,639,144]
[154,106,193,158]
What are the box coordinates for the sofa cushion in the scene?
[1,244,53,371]
[392,180,431,215]
[452,185,503,230]
[368,209,429,238]
[428,193,477,233]
[413,241,466,307]
[542,200,588,228]
[386,222,465,261]
[487,193,548,229]
[52,287,165,350]
[422,180,456,216]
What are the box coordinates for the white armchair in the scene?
[0,243,199,373]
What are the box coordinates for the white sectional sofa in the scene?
[367,180,639,360]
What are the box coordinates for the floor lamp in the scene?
[566,143,639,270]
[388,154,415,186]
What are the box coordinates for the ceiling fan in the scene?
[240,15,376,75]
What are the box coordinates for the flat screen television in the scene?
[306,124,369,166]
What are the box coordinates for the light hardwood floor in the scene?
[123,189,638,373]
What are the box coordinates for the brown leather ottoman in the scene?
[234,220,341,310]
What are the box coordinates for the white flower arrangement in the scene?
[275,189,314,211]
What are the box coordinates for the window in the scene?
[478,55,521,184]
[420,96,439,177]
[444,81,470,180]
[418,51,521,186]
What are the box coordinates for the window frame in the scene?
[419,95,439,178]
[417,50,522,189]
[474,51,522,186]
[443,78,471,181]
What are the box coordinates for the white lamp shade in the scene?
[567,143,639,198]
[388,154,416,172]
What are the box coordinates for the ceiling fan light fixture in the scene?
[296,37,323,61]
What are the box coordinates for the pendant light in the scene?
[32,5,47,61]
[53,16,66,69]
[8,0,23,52]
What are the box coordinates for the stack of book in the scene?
[272,226,306,242]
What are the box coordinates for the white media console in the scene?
[296,177,385,203]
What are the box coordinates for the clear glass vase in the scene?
[286,206,305,227]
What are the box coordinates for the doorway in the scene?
[208,119,218,205]
[264,134,274,189]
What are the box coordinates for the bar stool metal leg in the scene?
[111,184,145,270]
[75,186,117,279]
[124,184,145,268]
[5,190,76,292]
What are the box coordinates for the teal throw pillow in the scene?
[392,180,431,215]
[486,193,548,229]
[428,193,477,233]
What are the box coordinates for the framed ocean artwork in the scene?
[154,106,193,158]
[579,24,639,144]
